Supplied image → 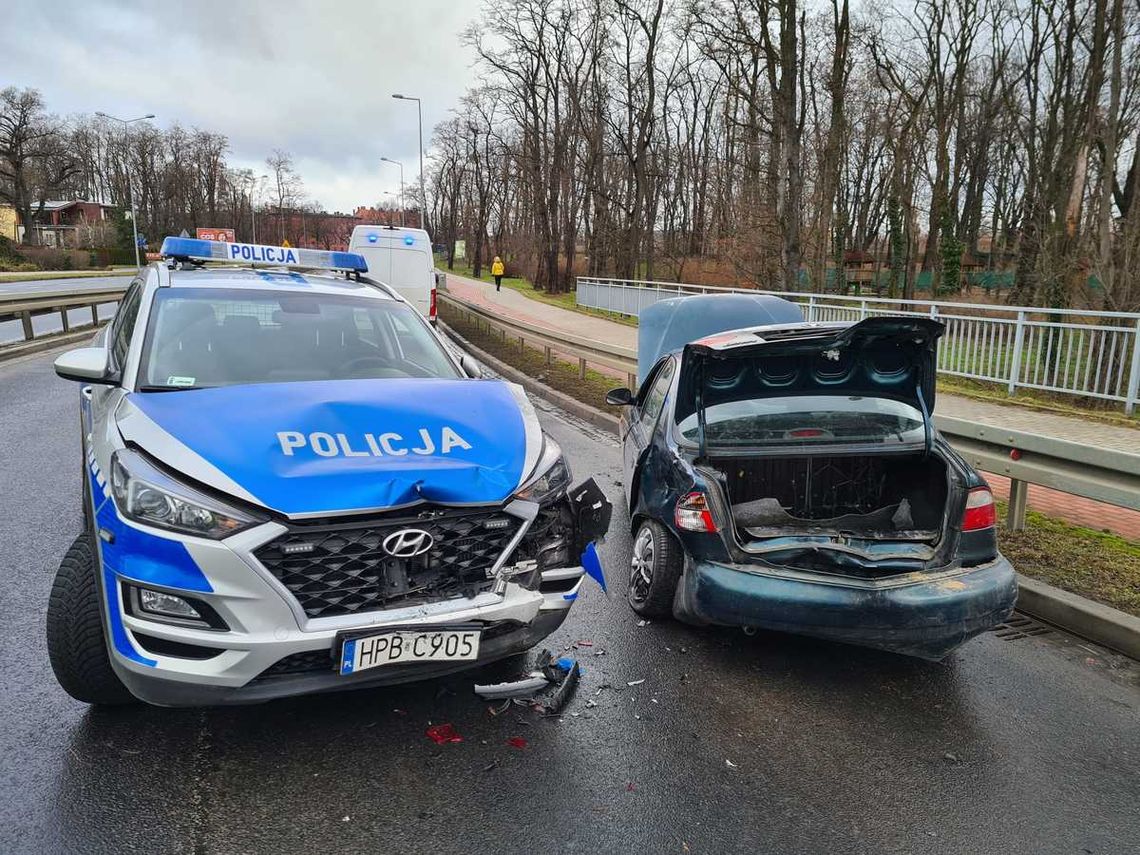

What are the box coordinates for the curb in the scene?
[439,320,620,433]
[1015,574,1140,660]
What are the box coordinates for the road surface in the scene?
[0,344,1137,855]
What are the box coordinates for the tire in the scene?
[46,534,135,705]
[627,519,684,618]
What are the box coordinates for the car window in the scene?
[638,357,675,430]
[138,287,460,390]
[110,282,143,370]
[385,309,441,367]
[676,394,926,448]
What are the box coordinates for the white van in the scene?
[347,225,436,323]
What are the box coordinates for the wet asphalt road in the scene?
[1,345,1138,855]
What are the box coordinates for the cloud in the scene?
[1,0,481,212]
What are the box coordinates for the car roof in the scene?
[160,265,397,300]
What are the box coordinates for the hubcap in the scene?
[629,527,655,603]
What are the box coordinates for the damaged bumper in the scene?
[107,479,612,707]
[675,554,1018,660]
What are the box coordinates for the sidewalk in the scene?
[444,270,1140,540]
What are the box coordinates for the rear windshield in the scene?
[138,287,459,390]
[677,395,926,448]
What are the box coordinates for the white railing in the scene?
[576,277,1140,414]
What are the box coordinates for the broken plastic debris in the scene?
[534,657,581,715]
[637,619,650,627]
[425,723,463,744]
[474,650,581,714]
[725,759,738,769]
[575,640,594,647]
[506,736,528,749]
[473,673,550,700]
[627,679,645,686]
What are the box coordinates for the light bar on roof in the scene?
[159,237,368,272]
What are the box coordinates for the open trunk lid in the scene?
[678,317,945,456]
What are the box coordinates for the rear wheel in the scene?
[46,534,135,705]
[627,519,683,618]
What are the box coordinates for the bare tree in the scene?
[266,149,304,242]
[0,87,79,245]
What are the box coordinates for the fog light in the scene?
[138,588,201,620]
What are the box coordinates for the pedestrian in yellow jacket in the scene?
[491,256,505,291]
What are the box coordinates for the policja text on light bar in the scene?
[159,237,369,272]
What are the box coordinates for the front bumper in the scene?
[108,564,586,706]
[114,607,573,706]
[675,554,1018,660]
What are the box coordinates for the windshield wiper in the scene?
[137,385,206,392]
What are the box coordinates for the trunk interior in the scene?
[720,453,949,545]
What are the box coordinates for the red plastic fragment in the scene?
[507,736,528,749]
[425,723,463,744]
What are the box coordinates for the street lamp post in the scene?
[95,111,155,268]
[249,173,268,243]
[380,157,406,226]
[392,94,426,231]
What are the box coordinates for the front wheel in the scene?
[46,534,135,705]
[627,519,683,618]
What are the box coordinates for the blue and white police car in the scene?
[47,237,611,706]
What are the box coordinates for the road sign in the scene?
[196,227,236,242]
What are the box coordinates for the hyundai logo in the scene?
[382,528,434,558]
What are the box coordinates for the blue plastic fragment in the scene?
[582,541,607,594]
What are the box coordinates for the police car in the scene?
[47,237,611,706]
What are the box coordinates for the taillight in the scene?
[430,286,438,319]
[962,487,996,531]
[675,492,717,532]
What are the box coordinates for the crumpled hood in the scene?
[116,378,541,518]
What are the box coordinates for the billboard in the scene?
[196,227,236,242]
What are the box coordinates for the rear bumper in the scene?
[677,555,1018,660]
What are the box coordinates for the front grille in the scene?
[255,509,522,619]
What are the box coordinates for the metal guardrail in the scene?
[441,288,1140,531]
[438,292,639,389]
[576,277,1140,415]
[0,285,127,353]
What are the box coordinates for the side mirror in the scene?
[605,387,634,406]
[460,354,483,379]
[54,347,118,385]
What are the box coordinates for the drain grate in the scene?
[991,614,1052,641]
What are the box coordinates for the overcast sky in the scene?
[3,0,482,213]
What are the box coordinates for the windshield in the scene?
[677,395,926,448]
[139,287,460,390]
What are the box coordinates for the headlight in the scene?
[513,435,572,504]
[110,449,265,539]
